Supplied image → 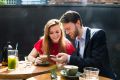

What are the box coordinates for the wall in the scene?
[0,4,120,79]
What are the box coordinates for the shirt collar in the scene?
[75,27,87,47]
[76,27,87,41]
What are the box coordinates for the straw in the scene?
[16,42,18,50]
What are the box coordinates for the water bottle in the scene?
[2,41,13,66]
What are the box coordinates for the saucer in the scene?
[60,70,81,79]
[37,61,50,66]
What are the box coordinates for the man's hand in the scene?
[56,53,69,63]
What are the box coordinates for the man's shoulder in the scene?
[86,27,102,32]
[86,27,105,38]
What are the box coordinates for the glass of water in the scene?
[24,56,32,67]
[84,67,99,80]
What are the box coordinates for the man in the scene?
[56,10,116,79]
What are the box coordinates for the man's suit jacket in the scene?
[69,27,116,79]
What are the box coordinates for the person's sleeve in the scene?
[34,39,43,54]
[67,55,71,63]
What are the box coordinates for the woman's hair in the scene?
[42,19,66,54]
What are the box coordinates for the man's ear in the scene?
[76,20,81,27]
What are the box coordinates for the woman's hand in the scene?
[34,57,42,65]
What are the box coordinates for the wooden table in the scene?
[0,62,112,80]
[0,61,54,79]
[27,72,112,80]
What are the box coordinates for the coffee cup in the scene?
[64,65,78,76]
[40,55,48,63]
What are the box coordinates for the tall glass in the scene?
[8,50,18,70]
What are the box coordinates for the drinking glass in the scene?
[56,58,64,70]
[8,50,18,70]
[84,67,99,80]
[24,56,32,67]
[56,62,63,70]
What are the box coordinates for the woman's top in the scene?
[34,37,75,55]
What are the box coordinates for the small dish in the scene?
[36,61,50,66]
[60,70,81,79]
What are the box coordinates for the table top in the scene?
[0,61,54,79]
[0,61,112,80]
[27,71,112,80]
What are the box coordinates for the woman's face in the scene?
[49,24,62,43]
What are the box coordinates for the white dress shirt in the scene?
[67,27,87,62]
[75,27,87,58]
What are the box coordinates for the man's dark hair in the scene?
[60,10,83,26]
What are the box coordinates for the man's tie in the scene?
[77,41,80,56]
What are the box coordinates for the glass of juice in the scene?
[8,50,17,70]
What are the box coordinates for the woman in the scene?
[28,19,75,65]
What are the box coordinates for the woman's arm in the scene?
[28,48,39,63]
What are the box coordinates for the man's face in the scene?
[63,22,79,39]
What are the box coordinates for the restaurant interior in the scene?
[0,0,120,79]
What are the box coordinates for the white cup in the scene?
[64,65,78,76]
[40,55,48,63]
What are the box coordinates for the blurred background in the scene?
[0,0,120,79]
[0,0,120,5]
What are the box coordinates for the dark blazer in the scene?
[69,27,116,79]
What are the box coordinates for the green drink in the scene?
[8,55,17,70]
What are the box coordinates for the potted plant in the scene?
[0,0,6,5]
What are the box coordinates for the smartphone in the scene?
[50,55,56,58]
